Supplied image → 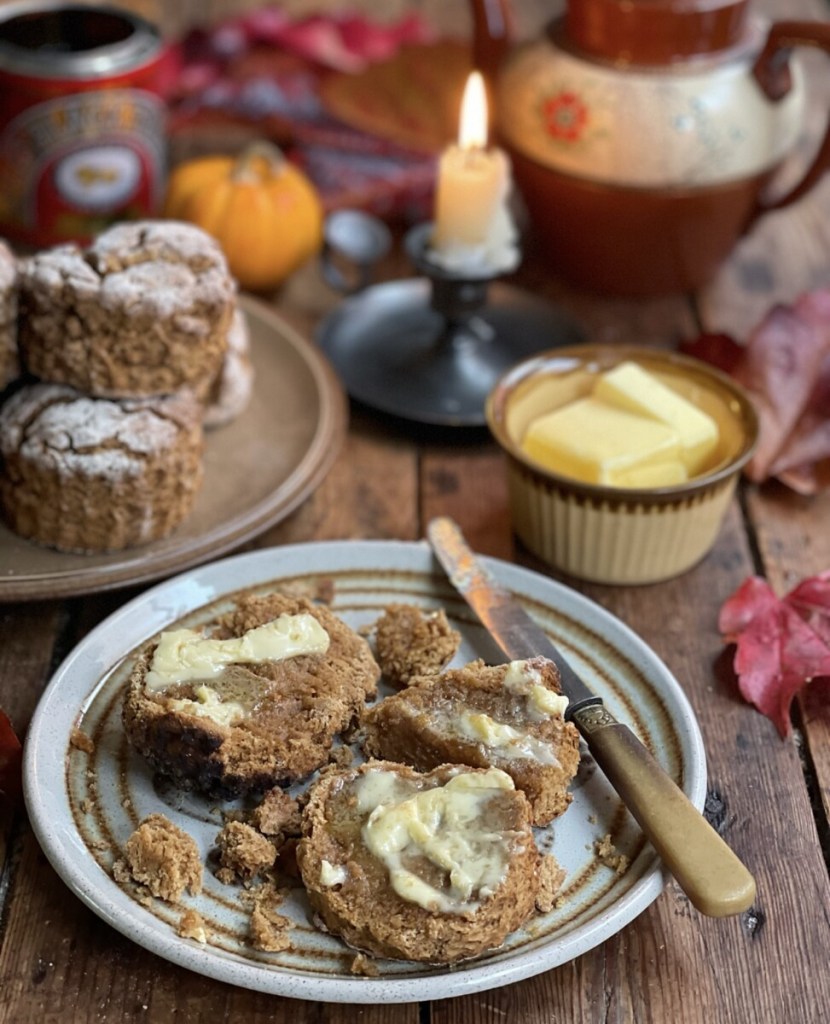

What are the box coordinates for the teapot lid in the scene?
[564,0,750,64]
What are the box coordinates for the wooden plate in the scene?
[0,296,347,602]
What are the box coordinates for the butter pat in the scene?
[454,709,560,765]
[503,660,569,719]
[167,685,246,726]
[320,859,348,888]
[594,361,718,474]
[145,612,330,691]
[359,767,515,914]
[521,397,680,485]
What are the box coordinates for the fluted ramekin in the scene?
[486,345,758,585]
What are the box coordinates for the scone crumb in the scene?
[177,909,209,944]
[535,854,567,913]
[350,953,380,977]
[314,577,335,605]
[374,604,460,687]
[117,814,202,902]
[595,833,629,875]
[215,821,276,884]
[69,727,95,754]
[250,902,292,952]
[328,744,354,769]
[250,788,301,838]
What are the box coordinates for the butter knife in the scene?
[427,516,756,918]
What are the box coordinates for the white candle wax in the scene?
[431,71,518,274]
[433,144,510,248]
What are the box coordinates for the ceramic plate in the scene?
[23,541,706,1003]
[0,296,347,601]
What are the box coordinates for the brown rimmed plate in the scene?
[0,296,347,601]
[23,541,706,1003]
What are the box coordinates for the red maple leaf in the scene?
[0,708,22,806]
[719,572,830,736]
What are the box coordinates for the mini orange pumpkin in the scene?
[163,141,324,292]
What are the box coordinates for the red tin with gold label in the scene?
[0,3,172,246]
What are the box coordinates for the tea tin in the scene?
[0,3,171,246]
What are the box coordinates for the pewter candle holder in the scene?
[317,217,582,428]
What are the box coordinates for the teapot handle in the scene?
[752,20,830,215]
[471,0,514,78]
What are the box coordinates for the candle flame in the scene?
[459,71,488,150]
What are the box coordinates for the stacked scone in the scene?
[0,221,254,554]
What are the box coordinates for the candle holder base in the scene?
[317,221,584,428]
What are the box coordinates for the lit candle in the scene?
[431,70,518,274]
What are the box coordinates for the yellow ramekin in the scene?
[486,344,758,585]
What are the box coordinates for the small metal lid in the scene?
[0,3,163,78]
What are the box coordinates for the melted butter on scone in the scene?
[167,685,246,726]
[319,859,348,887]
[358,767,516,914]
[452,709,562,766]
[503,659,569,719]
[144,613,330,691]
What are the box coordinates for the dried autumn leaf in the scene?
[682,289,830,493]
[719,573,830,737]
[0,708,22,806]
[785,571,830,646]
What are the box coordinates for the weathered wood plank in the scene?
[420,444,515,560]
[265,411,420,546]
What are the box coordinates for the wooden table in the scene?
[3,1,830,1021]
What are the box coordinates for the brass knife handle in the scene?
[574,706,756,917]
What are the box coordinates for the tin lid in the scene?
[0,3,163,78]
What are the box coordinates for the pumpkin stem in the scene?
[232,140,286,183]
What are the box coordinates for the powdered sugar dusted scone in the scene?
[0,240,19,391]
[203,306,253,429]
[123,592,380,797]
[0,383,203,553]
[297,760,541,963]
[18,221,234,399]
[361,657,580,825]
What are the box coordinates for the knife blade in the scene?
[427,515,756,918]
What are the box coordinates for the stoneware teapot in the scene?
[472,0,830,295]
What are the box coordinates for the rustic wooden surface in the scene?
[3,0,830,1021]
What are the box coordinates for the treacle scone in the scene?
[203,307,253,429]
[123,592,380,797]
[297,760,541,963]
[0,239,19,391]
[18,220,234,398]
[0,383,203,553]
[360,658,580,825]
[373,603,460,687]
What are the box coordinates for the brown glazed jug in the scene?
[472,0,830,295]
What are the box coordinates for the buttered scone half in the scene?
[297,760,540,963]
[360,657,580,826]
[123,593,380,797]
